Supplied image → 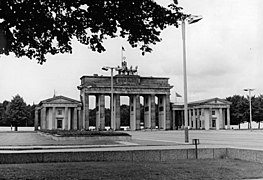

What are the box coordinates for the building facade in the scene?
[171,98,231,130]
[35,96,82,130]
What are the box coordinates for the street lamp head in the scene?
[102,67,109,71]
[188,15,203,24]
[244,88,255,92]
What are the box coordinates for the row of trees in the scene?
[0,95,35,130]
[226,95,263,129]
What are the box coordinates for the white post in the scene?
[244,88,254,129]
[182,20,189,143]
[249,90,252,129]
[110,68,115,130]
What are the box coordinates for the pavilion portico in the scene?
[78,74,172,131]
[172,98,231,130]
[35,96,82,130]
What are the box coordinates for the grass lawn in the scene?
[0,159,263,179]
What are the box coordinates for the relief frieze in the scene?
[115,76,140,86]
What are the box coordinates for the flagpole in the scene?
[121,47,124,65]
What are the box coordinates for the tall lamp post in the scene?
[102,66,119,130]
[244,88,254,129]
[181,14,202,143]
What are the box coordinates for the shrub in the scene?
[40,130,131,137]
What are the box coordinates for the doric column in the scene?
[113,94,121,130]
[188,109,192,129]
[130,95,140,130]
[193,109,196,129]
[196,109,200,129]
[165,94,171,130]
[96,94,105,130]
[150,94,156,129]
[201,108,204,129]
[219,108,223,130]
[144,95,151,129]
[64,107,68,130]
[209,108,212,129]
[222,109,226,129]
[52,107,56,130]
[158,95,165,129]
[130,95,135,130]
[41,107,46,130]
[77,107,82,130]
[83,93,89,130]
[172,108,176,130]
[73,107,78,130]
[34,109,39,131]
[227,107,230,129]
[135,95,141,130]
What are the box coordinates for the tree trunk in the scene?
[15,126,18,131]
[239,123,240,129]
[258,122,261,129]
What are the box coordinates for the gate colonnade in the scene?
[78,74,173,131]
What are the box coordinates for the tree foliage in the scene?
[226,95,263,129]
[0,95,35,130]
[252,95,263,128]
[6,95,29,130]
[0,100,10,126]
[0,0,183,63]
[226,95,249,127]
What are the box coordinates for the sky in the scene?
[0,0,263,105]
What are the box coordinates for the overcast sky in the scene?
[0,0,262,105]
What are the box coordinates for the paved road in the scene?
[1,130,263,151]
[127,130,263,149]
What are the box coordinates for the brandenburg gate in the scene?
[78,61,173,131]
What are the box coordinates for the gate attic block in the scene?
[78,74,173,130]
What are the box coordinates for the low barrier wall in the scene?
[0,148,227,164]
[227,148,263,163]
[1,148,262,164]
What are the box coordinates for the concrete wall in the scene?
[0,148,227,164]
[1,148,263,164]
[227,148,263,163]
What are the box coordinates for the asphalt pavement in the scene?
[0,129,263,153]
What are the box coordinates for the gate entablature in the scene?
[78,74,173,95]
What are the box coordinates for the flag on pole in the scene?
[121,46,126,64]
[175,92,182,97]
